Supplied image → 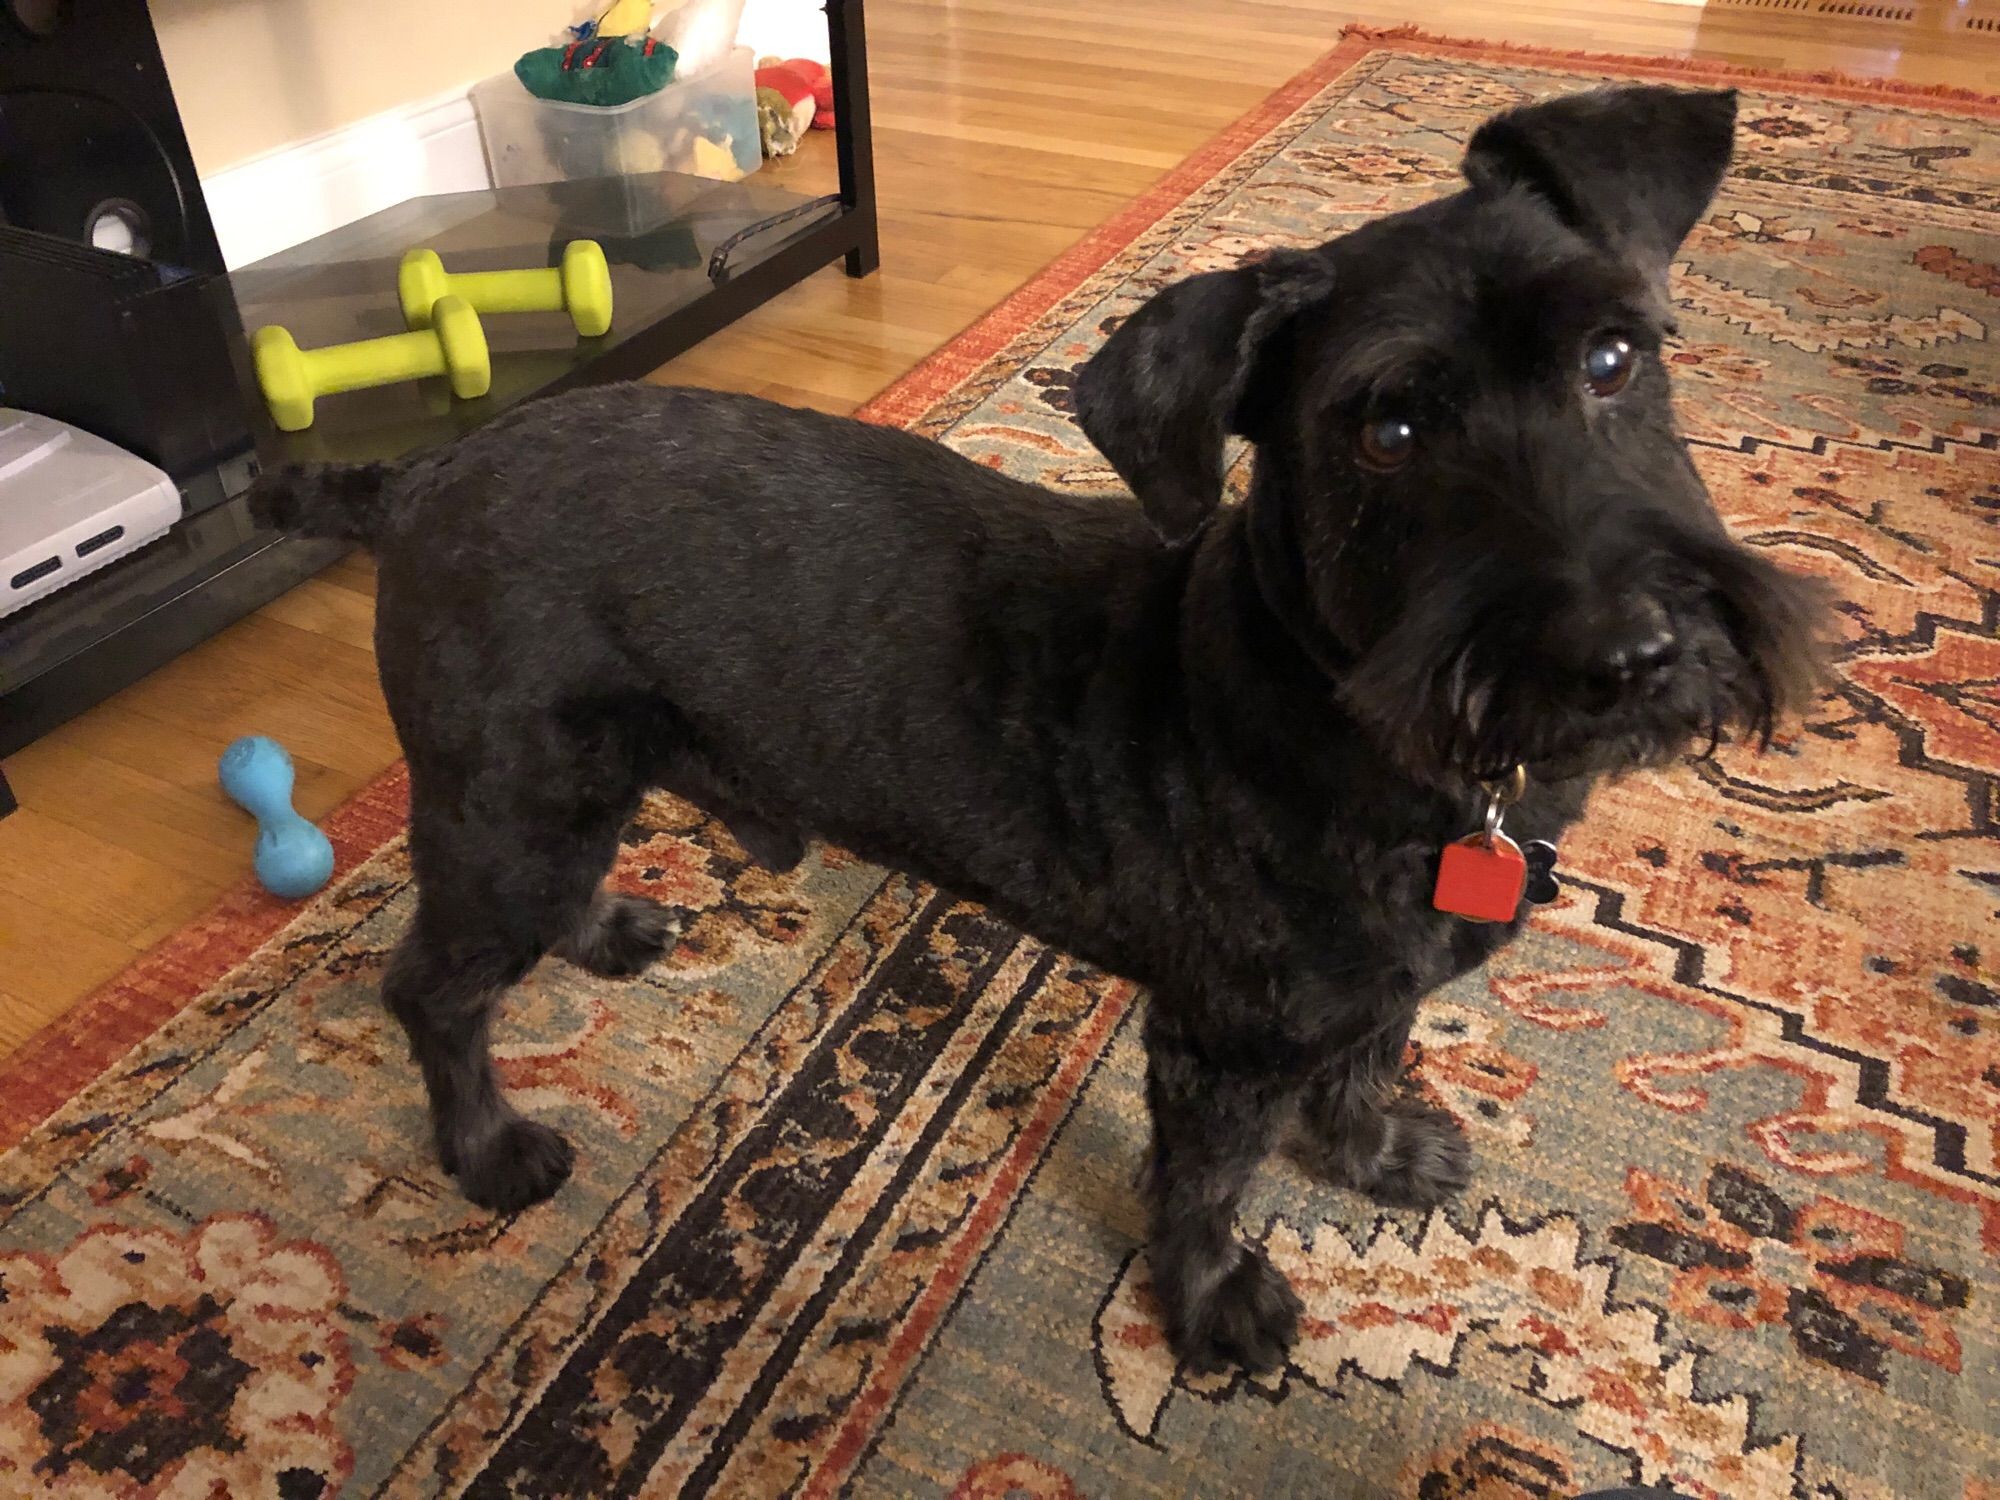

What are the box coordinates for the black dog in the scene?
[255,85,1826,1376]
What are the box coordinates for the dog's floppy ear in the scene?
[1076,250,1331,543]
[1463,85,1736,287]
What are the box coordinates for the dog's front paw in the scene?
[1350,1102,1472,1209]
[449,1117,575,1213]
[557,893,680,978]
[1297,1098,1473,1209]
[1166,1246,1302,1377]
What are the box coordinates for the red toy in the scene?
[757,55,833,132]
[754,57,818,156]
[804,59,834,127]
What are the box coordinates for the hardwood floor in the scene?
[2,0,1993,1055]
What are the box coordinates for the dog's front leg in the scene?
[1291,1007,1471,1209]
[1142,1012,1304,1375]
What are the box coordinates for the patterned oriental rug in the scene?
[2,29,1996,1500]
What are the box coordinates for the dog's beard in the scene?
[1338,540,1831,788]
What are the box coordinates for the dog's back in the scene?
[256,383,1190,927]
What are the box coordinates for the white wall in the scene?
[172,0,834,266]
[737,0,830,63]
[155,0,831,176]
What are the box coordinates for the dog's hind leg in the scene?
[713,807,806,873]
[382,909,573,1213]
[1142,1012,1305,1375]
[385,746,645,1213]
[653,758,806,872]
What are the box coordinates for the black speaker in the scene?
[0,226,253,484]
[0,0,223,274]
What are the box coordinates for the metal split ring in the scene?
[1478,763,1528,848]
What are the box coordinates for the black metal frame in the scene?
[0,0,876,788]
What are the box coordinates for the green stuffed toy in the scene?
[515,33,676,107]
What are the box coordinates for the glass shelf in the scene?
[1,171,866,756]
[228,171,846,464]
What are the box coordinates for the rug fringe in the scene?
[1338,23,2000,110]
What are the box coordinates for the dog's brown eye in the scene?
[1584,337,1635,398]
[1358,416,1416,471]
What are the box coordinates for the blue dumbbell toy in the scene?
[218,735,335,899]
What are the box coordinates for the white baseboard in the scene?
[201,84,493,270]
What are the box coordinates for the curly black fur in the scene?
[255,85,1828,1373]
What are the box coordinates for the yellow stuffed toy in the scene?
[596,0,653,35]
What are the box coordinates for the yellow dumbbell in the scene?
[252,295,491,433]
[398,239,614,338]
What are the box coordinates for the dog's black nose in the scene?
[1591,621,1680,685]
[1539,593,1682,698]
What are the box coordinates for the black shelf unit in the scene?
[0,0,876,790]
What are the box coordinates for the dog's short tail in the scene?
[249,461,400,544]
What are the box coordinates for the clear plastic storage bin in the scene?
[473,47,761,211]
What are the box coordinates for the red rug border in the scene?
[0,766,409,1151]
[6,26,1995,1151]
[1345,23,2000,112]
[855,25,2000,428]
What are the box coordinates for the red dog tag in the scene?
[1433,831,1527,923]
